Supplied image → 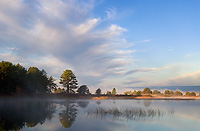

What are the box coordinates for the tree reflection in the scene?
[59,102,78,128]
[143,100,151,107]
[77,101,89,108]
[0,99,84,130]
[0,99,56,131]
[96,101,101,105]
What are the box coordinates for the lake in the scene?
[0,99,199,131]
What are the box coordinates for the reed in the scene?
[87,107,173,120]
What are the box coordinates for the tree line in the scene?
[123,87,199,96]
[0,61,99,95]
[1,61,199,96]
[0,61,56,94]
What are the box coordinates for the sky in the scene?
[0,0,200,93]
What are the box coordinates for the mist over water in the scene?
[0,99,200,131]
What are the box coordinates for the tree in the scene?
[76,85,90,95]
[27,67,49,93]
[124,91,132,95]
[164,90,170,95]
[95,88,101,96]
[164,90,174,95]
[136,91,142,95]
[133,90,137,95]
[185,91,191,96]
[0,61,18,93]
[152,90,161,95]
[143,87,152,94]
[60,70,78,94]
[191,92,196,96]
[185,91,196,96]
[112,88,117,95]
[169,90,174,95]
[106,91,111,95]
[174,91,183,96]
[0,61,56,94]
[14,63,27,93]
[47,76,57,93]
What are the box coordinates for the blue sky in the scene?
[0,0,200,93]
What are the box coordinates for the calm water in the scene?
[0,99,200,131]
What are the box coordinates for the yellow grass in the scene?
[92,96,108,100]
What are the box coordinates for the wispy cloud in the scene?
[105,7,116,20]
[137,39,152,43]
[165,70,200,86]
[125,66,169,75]
[168,48,174,51]
[123,80,143,85]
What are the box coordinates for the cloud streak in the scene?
[125,66,169,75]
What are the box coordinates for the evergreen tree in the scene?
[77,85,90,95]
[60,70,78,94]
[95,88,101,96]
[112,88,117,95]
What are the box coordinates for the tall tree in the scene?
[14,63,27,93]
[0,61,15,93]
[95,88,101,96]
[143,87,152,94]
[60,70,78,94]
[112,88,117,95]
[27,67,49,93]
[77,85,90,95]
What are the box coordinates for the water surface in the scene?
[0,99,199,131]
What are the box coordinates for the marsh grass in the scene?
[87,107,173,120]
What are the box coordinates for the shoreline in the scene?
[1,94,199,100]
[92,96,200,100]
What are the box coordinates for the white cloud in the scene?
[73,18,100,35]
[105,7,116,20]
[125,66,170,75]
[107,24,127,36]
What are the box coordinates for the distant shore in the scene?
[92,95,200,100]
[0,94,200,100]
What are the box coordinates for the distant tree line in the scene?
[123,87,199,96]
